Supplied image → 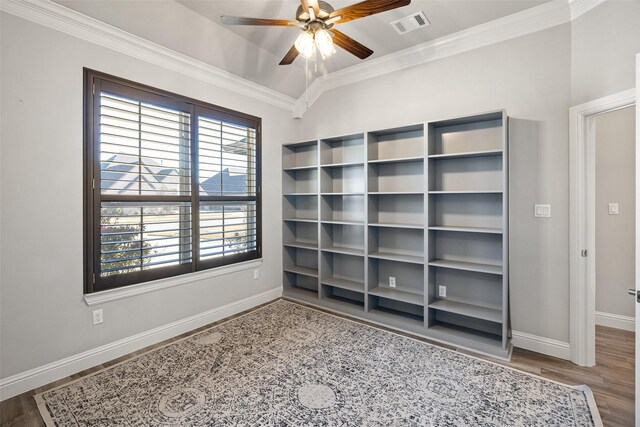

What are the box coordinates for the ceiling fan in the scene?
[221,0,412,65]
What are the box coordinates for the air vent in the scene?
[391,11,430,35]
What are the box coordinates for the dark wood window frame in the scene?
[84,69,262,294]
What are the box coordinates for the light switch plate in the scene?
[609,203,619,215]
[534,204,551,218]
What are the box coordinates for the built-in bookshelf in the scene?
[282,111,510,359]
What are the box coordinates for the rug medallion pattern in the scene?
[36,300,599,426]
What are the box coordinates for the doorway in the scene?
[569,88,636,367]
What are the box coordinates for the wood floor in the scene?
[0,299,634,427]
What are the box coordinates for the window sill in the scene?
[84,259,263,306]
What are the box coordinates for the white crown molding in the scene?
[569,0,607,20]
[0,0,297,112]
[293,0,607,117]
[0,287,282,401]
[0,0,609,117]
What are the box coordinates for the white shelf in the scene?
[283,242,318,250]
[428,225,503,234]
[368,251,424,264]
[283,218,318,223]
[369,191,424,196]
[321,246,365,256]
[322,220,365,226]
[428,149,503,159]
[368,222,424,230]
[283,165,318,171]
[368,156,424,164]
[429,299,502,323]
[322,277,365,293]
[428,259,502,275]
[321,161,365,168]
[321,192,365,196]
[428,190,502,195]
[283,192,318,196]
[368,286,424,306]
[283,266,319,277]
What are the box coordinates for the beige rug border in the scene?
[34,298,603,427]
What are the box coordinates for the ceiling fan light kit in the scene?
[221,0,412,65]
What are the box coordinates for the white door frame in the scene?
[569,88,636,366]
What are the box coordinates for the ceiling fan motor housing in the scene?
[296,1,336,28]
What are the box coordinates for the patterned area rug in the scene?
[35,300,602,426]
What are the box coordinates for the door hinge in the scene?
[92,178,95,190]
[92,83,95,95]
[92,273,96,284]
[581,249,588,257]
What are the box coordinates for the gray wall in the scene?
[595,106,636,318]
[292,0,640,343]
[294,24,574,342]
[0,12,292,379]
[571,0,640,105]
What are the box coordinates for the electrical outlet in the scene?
[609,203,619,215]
[389,276,396,288]
[253,269,260,280]
[92,309,103,326]
[438,285,447,298]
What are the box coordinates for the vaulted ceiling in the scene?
[54,0,551,98]
[178,0,549,73]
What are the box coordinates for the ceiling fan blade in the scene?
[329,29,373,59]
[329,0,411,24]
[279,44,300,65]
[301,0,321,16]
[220,16,301,27]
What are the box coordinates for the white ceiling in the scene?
[53,0,551,97]
[177,0,550,73]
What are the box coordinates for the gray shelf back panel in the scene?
[283,168,318,194]
[429,156,502,192]
[368,124,424,162]
[430,192,503,229]
[283,221,318,246]
[368,161,424,193]
[321,194,365,222]
[368,257,424,297]
[282,141,318,169]
[321,223,365,252]
[433,310,502,337]
[283,246,319,273]
[323,286,366,307]
[429,298,501,323]
[322,276,365,293]
[283,194,318,221]
[283,271,318,294]
[368,226,424,260]
[429,267,502,309]
[321,251,365,285]
[428,113,503,156]
[368,193,424,226]
[321,134,365,165]
[431,229,503,268]
[368,295,425,322]
[320,165,365,194]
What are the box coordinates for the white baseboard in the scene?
[511,330,571,360]
[595,311,635,332]
[0,287,282,402]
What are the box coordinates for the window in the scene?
[84,70,261,293]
